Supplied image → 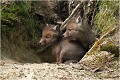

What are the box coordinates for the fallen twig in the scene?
[60,3,81,31]
[87,27,118,54]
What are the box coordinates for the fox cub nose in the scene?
[39,42,41,44]
[39,41,41,44]
[39,40,42,44]
[63,32,67,37]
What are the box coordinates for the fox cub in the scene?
[39,24,86,63]
[63,16,96,51]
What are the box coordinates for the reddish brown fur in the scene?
[63,18,96,51]
[39,24,86,63]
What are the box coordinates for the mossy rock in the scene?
[100,42,119,57]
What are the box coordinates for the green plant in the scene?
[94,1,119,36]
[1,1,42,62]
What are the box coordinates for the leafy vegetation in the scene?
[1,1,42,62]
[94,1,119,36]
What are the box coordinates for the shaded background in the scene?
[1,0,119,63]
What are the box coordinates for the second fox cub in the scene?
[39,24,86,63]
[63,16,96,51]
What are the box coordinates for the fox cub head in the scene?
[39,24,60,46]
[63,16,83,40]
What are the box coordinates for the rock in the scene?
[100,41,119,57]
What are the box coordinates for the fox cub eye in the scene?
[68,29,73,31]
[46,36,50,38]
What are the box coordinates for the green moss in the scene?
[1,1,43,62]
[1,1,42,47]
[100,42,119,57]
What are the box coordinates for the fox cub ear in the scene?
[76,16,84,31]
[53,25,60,32]
[76,16,82,23]
[76,16,82,26]
[46,23,49,27]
